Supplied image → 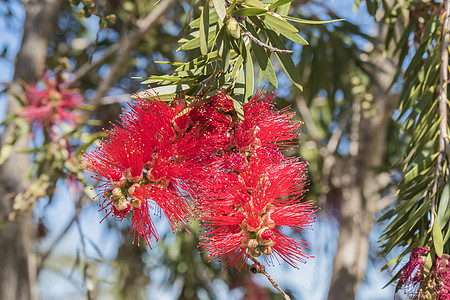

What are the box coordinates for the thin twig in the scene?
[431,0,450,227]
[37,214,77,274]
[90,0,178,108]
[65,43,120,89]
[247,256,291,300]
[237,20,293,54]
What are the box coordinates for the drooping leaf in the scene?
[200,2,210,55]
[268,0,294,9]
[245,44,254,102]
[266,29,303,91]
[135,84,192,100]
[437,180,450,228]
[262,12,298,34]
[432,219,444,257]
[234,7,268,16]
[245,22,278,87]
[211,0,226,26]
[283,15,345,25]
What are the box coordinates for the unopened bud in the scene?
[106,14,117,24]
[262,246,272,255]
[128,183,139,197]
[115,200,130,211]
[227,17,240,39]
[259,227,274,242]
[248,247,261,257]
[247,239,258,249]
[112,187,122,198]
[127,169,143,183]
[131,199,142,208]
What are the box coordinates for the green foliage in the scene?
[134,0,343,111]
[377,0,450,286]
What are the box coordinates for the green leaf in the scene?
[275,0,291,15]
[177,27,217,51]
[437,180,450,228]
[281,31,309,45]
[283,15,345,25]
[232,96,244,120]
[433,218,444,257]
[226,0,237,15]
[235,65,245,103]
[245,22,278,87]
[0,144,14,165]
[245,45,254,101]
[200,2,210,55]
[263,12,298,34]
[268,0,294,9]
[211,0,226,26]
[234,7,268,16]
[424,251,432,274]
[135,84,192,99]
[266,29,303,91]
[189,10,219,29]
[401,153,439,184]
[421,9,440,43]
[230,55,244,79]
[243,0,265,8]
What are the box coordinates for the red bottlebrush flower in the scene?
[19,73,82,127]
[399,247,450,300]
[82,97,202,246]
[399,247,428,290]
[198,147,316,270]
[237,91,301,150]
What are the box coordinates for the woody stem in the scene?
[247,255,291,300]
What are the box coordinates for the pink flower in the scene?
[399,247,450,299]
[19,74,82,127]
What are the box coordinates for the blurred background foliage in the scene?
[0,0,449,299]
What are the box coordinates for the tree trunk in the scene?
[326,52,397,300]
[0,1,63,299]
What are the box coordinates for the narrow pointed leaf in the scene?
[226,0,237,14]
[243,0,265,8]
[200,2,210,55]
[235,65,245,104]
[263,12,298,33]
[266,29,303,91]
[211,0,226,26]
[246,22,278,87]
[433,219,444,257]
[245,46,254,102]
[234,7,268,16]
[268,0,294,9]
[283,15,345,25]
[437,180,450,228]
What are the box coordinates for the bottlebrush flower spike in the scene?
[19,73,82,127]
[195,91,317,270]
[82,97,202,246]
[398,247,450,299]
[198,148,316,270]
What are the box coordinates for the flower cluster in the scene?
[82,91,317,268]
[82,99,201,246]
[20,73,82,128]
[399,247,450,299]
[195,92,316,269]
